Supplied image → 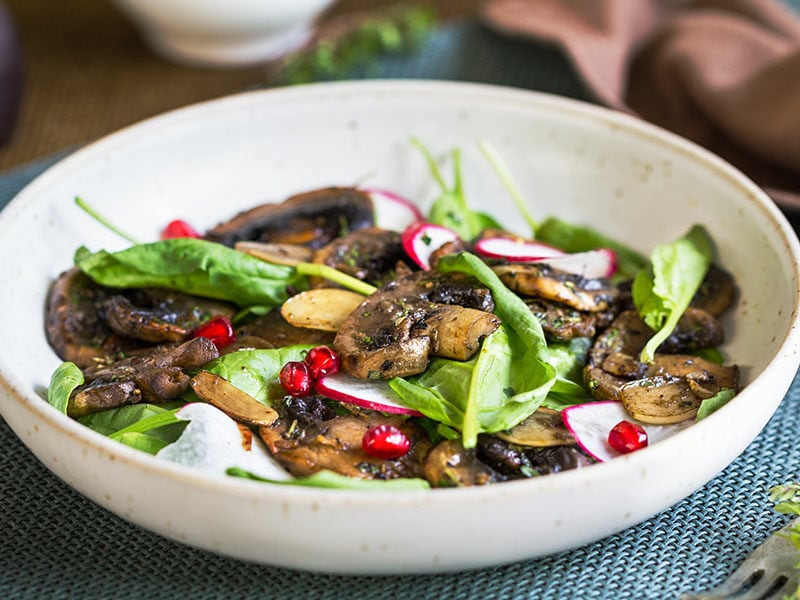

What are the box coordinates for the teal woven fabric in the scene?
[3,16,800,600]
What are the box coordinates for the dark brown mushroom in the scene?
[67,337,220,417]
[492,263,619,312]
[423,439,505,487]
[234,309,335,348]
[691,265,737,317]
[205,187,375,249]
[310,227,408,287]
[583,309,739,421]
[45,268,145,369]
[101,289,235,345]
[476,435,594,478]
[258,398,430,480]
[525,298,617,342]
[333,271,500,379]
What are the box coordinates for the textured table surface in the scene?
[2,6,800,600]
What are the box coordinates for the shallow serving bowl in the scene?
[0,80,798,574]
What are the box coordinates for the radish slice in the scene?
[364,188,424,230]
[561,401,691,462]
[536,248,617,278]
[315,372,424,416]
[401,221,461,271]
[474,237,566,261]
[157,403,290,480]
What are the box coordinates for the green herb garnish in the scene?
[272,5,436,85]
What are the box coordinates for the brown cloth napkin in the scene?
[482,0,800,211]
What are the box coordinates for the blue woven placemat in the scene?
[3,17,800,600]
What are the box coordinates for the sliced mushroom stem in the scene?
[190,371,278,427]
[496,408,576,447]
[235,241,313,267]
[429,306,501,361]
[280,288,366,332]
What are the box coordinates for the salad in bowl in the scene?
[44,140,740,490]
[1,80,796,573]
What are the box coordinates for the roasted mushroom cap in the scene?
[584,310,738,422]
[333,271,500,379]
[259,397,430,480]
[424,439,505,487]
[492,263,619,312]
[205,187,375,249]
[45,268,144,368]
[525,298,616,342]
[67,337,220,417]
[477,435,593,478]
[311,227,409,287]
[691,266,737,317]
[234,309,335,348]
[46,268,236,368]
[102,288,235,345]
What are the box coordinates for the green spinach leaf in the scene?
[542,338,593,410]
[78,402,185,442]
[74,238,304,308]
[633,225,713,363]
[108,409,183,442]
[390,252,556,447]
[202,346,315,405]
[47,362,84,414]
[115,432,171,455]
[695,388,736,421]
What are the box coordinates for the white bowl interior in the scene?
[0,81,798,573]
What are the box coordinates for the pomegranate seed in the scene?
[191,316,236,349]
[608,420,648,454]
[279,361,314,397]
[161,219,201,239]
[304,346,340,379]
[362,424,411,460]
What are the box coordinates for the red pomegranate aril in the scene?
[161,219,201,239]
[304,346,340,379]
[280,361,314,397]
[191,316,235,349]
[608,420,648,454]
[362,424,411,460]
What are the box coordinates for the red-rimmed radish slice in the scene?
[537,248,617,278]
[561,401,690,462]
[315,372,424,416]
[363,188,424,230]
[401,221,461,271]
[474,237,565,261]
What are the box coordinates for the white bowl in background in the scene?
[0,80,799,573]
[108,0,336,67]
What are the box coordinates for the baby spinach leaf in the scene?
[536,217,648,280]
[202,346,315,405]
[74,238,304,308]
[115,432,171,455]
[78,402,185,442]
[108,409,183,442]
[47,362,84,414]
[542,338,593,410]
[634,225,713,363]
[695,388,736,421]
[391,252,556,447]
[227,467,431,490]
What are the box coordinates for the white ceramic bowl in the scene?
[108,0,335,67]
[1,81,799,574]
